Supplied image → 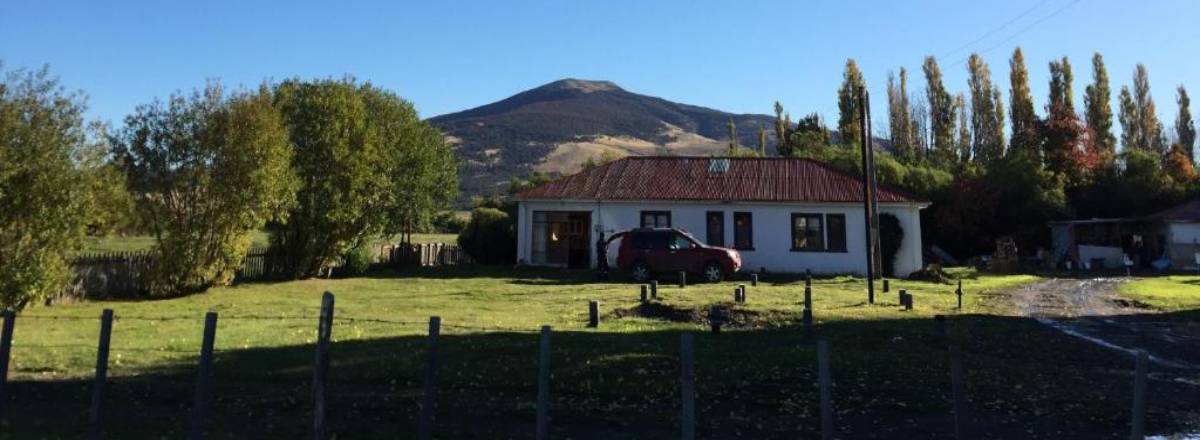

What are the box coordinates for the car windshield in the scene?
[677,230,702,246]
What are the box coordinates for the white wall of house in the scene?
[516,199,926,277]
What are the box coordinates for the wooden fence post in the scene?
[0,310,13,422]
[882,279,889,293]
[1130,349,1148,440]
[587,301,599,328]
[803,286,812,311]
[680,332,695,440]
[650,280,658,299]
[417,316,440,440]
[817,339,833,440]
[640,285,649,304]
[89,309,114,440]
[950,345,965,440]
[536,326,551,440]
[191,312,218,440]
[313,292,335,440]
[678,271,686,288]
[956,280,963,310]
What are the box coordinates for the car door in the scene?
[667,232,702,272]
[641,231,673,272]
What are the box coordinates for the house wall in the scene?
[1165,222,1200,269]
[517,199,926,277]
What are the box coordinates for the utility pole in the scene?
[858,88,877,304]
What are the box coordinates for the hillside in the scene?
[428,79,779,198]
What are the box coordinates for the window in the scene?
[670,233,695,250]
[705,211,724,246]
[826,214,847,251]
[733,212,753,250]
[791,213,848,252]
[632,231,670,250]
[792,214,824,250]
[640,211,671,228]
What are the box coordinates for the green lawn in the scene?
[1118,275,1200,311]
[80,232,458,254]
[4,267,1185,438]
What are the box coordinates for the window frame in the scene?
[790,213,825,251]
[733,211,754,250]
[790,212,849,253]
[640,210,672,228]
[705,211,724,247]
[826,213,847,252]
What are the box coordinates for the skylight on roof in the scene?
[708,158,730,173]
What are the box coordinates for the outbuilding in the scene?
[512,156,929,276]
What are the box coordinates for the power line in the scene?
[938,0,1052,61]
[954,0,1084,67]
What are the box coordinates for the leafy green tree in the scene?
[1044,57,1086,181]
[757,124,767,155]
[1119,86,1140,151]
[0,65,91,309]
[922,56,956,166]
[956,93,971,163]
[1008,47,1040,158]
[270,79,457,278]
[113,83,296,295]
[837,59,866,146]
[789,113,830,153]
[458,207,516,265]
[1176,86,1195,162]
[966,54,1005,163]
[773,101,792,157]
[887,68,915,162]
[76,122,139,236]
[1084,53,1116,165]
[726,117,738,152]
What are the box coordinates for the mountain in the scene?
[429,79,779,199]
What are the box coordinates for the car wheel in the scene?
[630,261,651,282]
[703,261,724,282]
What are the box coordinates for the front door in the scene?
[531,211,591,268]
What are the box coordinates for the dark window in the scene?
[791,214,824,250]
[733,212,753,250]
[826,214,847,251]
[640,211,671,228]
[705,211,724,246]
[648,231,671,250]
[670,233,695,250]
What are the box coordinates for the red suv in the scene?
[615,228,741,282]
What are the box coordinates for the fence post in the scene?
[956,280,963,310]
[640,285,649,304]
[536,325,551,440]
[817,339,833,440]
[1130,349,1148,440]
[191,312,218,440]
[89,309,114,440]
[678,271,686,288]
[587,301,599,328]
[651,280,658,299]
[883,279,889,293]
[804,286,812,311]
[0,310,13,422]
[680,332,695,440]
[417,316,440,440]
[950,345,965,440]
[751,272,758,287]
[313,292,335,440]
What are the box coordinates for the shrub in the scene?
[431,211,467,234]
[458,207,516,265]
[339,244,375,277]
[879,213,904,277]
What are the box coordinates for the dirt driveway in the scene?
[1004,277,1200,437]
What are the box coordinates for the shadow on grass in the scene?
[6,310,1198,440]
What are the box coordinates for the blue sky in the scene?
[3,0,1197,134]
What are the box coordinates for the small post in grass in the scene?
[417,316,441,440]
[313,292,335,440]
[803,286,812,311]
[956,280,963,310]
[678,271,686,288]
[536,325,552,440]
[1131,349,1148,440]
[0,310,14,421]
[190,312,219,440]
[882,278,889,293]
[640,286,649,304]
[587,301,600,328]
[732,287,741,303]
[738,284,746,303]
[89,309,114,440]
[708,305,723,334]
[680,332,695,440]
[751,272,758,287]
[651,280,659,299]
[805,270,812,288]
[817,339,833,440]
[950,345,966,440]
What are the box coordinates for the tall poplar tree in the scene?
[923,56,956,166]
[1120,64,1164,153]
[1008,47,1039,158]
[1045,57,1086,179]
[956,93,971,162]
[1084,53,1116,163]
[1177,86,1196,161]
[967,53,1004,162]
[773,101,791,156]
[837,59,866,145]
[757,124,768,155]
[887,68,914,161]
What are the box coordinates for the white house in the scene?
[513,156,929,276]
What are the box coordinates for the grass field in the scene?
[81,232,459,253]
[4,267,1190,438]
[1118,275,1200,311]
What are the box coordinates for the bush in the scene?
[879,213,904,277]
[431,211,467,234]
[339,245,374,277]
[458,207,516,265]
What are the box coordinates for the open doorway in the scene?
[531,211,592,268]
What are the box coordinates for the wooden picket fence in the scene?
[64,243,473,299]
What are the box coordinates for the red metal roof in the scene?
[514,157,925,204]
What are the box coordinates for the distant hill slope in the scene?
[428,79,778,199]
